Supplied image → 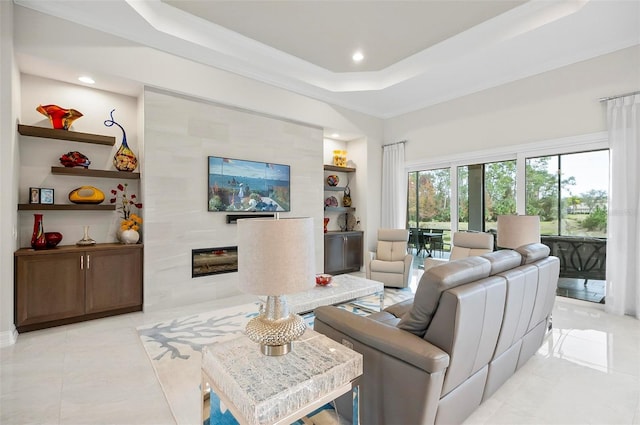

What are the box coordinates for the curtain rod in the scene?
[599,90,640,102]
[382,140,407,148]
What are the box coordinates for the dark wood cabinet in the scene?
[324,231,363,275]
[15,244,143,332]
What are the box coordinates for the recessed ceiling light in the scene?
[331,133,340,138]
[352,51,364,63]
[78,76,95,84]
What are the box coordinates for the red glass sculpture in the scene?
[59,151,91,168]
[31,214,47,250]
[36,104,83,130]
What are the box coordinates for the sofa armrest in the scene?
[366,251,376,279]
[404,253,413,278]
[314,305,449,373]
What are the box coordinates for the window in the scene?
[456,160,516,232]
[526,150,608,237]
[484,160,516,231]
[407,168,451,229]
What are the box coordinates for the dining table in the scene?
[409,229,443,258]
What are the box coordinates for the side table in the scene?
[201,329,363,425]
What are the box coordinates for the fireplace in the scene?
[192,246,238,278]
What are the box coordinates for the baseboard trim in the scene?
[0,325,18,347]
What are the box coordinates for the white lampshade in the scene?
[237,217,315,296]
[497,215,540,249]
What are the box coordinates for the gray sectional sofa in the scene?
[314,243,559,425]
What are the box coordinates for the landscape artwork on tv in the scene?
[208,156,290,212]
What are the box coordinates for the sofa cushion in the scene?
[397,256,492,337]
[370,259,405,273]
[516,243,550,264]
[481,250,522,275]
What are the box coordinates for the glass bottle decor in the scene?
[342,186,352,207]
[76,225,96,246]
[30,214,47,250]
[104,109,138,172]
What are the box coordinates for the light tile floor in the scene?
[1,285,639,424]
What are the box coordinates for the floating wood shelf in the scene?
[324,186,347,191]
[324,206,356,212]
[18,204,115,211]
[18,124,115,146]
[323,165,356,173]
[51,166,140,179]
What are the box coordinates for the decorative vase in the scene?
[323,217,330,233]
[342,186,352,207]
[36,104,83,130]
[30,214,47,250]
[120,229,139,244]
[76,225,96,246]
[105,109,138,172]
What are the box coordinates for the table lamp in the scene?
[497,215,540,249]
[237,217,315,356]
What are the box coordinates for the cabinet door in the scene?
[324,234,346,274]
[85,248,142,314]
[15,252,85,328]
[344,233,363,272]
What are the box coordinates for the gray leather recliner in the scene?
[315,243,559,425]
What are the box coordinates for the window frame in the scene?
[405,132,608,233]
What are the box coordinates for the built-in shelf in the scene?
[323,165,356,173]
[324,186,347,191]
[324,207,356,212]
[18,204,115,211]
[18,124,115,146]
[51,166,140,180]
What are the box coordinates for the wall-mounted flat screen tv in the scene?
[208,156,290,212]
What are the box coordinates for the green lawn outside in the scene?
[409,214,606,253]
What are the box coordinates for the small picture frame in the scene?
[29,187,40,204]
[40,188,54,205]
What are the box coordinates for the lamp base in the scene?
[244,295,306,356]
[260,342,292,356]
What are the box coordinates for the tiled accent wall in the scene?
[143,89,323,311]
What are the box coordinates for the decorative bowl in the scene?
[324,196,338,207]
[44,232,63,248]
[326,174,339,187]
[315,274,333,286]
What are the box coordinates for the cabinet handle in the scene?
[80,255,84,270]
[87,254,90,270]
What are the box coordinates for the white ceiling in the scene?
[13,0,640,122]
[162,0,527,73]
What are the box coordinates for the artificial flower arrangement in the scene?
[110,183,143,230]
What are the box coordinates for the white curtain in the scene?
[605,94,640,319]
[381,142,407,229]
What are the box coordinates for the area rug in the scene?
[137,288,413,425]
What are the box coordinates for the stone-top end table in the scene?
[202,329,363,425]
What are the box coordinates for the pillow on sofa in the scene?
[516,243,550,265]
[397,256,491,337]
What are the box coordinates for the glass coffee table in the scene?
[287,273,384,314]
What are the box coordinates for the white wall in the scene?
[0,0,20,345]
[386,46,640,161]
[143,89,324,310]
